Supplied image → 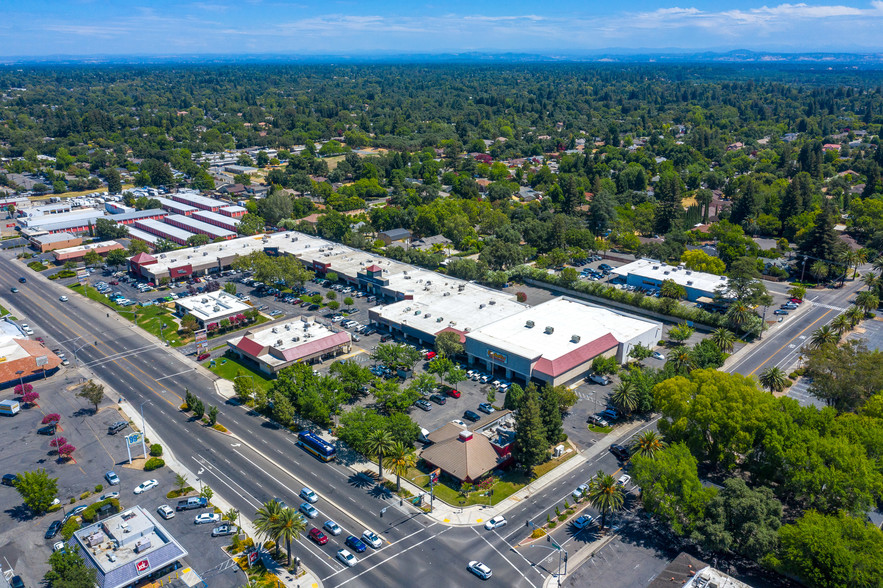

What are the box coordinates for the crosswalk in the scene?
[812,303,847,311]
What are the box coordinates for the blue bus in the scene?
[297,430,336,462]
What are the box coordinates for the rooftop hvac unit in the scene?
[525,320,535,328]
[424,313,431,318]
[293,336,300,342]
[652,265,659,270]
[479,304,485,309]
[664,271,670,275]
[213,305,220,312]
[203,252,208,256]
[489,300,496,305]
[443,291,451,296]
[272,327,277,333]
[544,326,555,334]
[720,276,726,280]
[436,317,443,322]
[571,335,581,343]
[285,324,291,330]
[687,281,693,286]
[414,310,421,315]
[686,270,692,275]
[277,339,283,346]
[465,327,471,332]
[426,281,431,286]
[404,275,411,280]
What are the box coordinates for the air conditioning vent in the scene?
[526,320,535,328]
[479,304,485,309]
[571,335,580,343]
[687,280,693,285]
[544,326,554,334]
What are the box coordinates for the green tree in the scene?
[809,260,829,282]
[808,325,838,349]
[367,429,394,479]
[725,256,773,306]
[237,213,265,236]
[631,443,714,535]
[105,248,128,270]
[690,478,782,560]
[14,469,58,514]
[223,282,237,295]
[434,330,464,358]
[83,249,102,267]
[710,328,736,353]
[631,430,666,459]
[94,217,129,239]
[272,394,295,426]
[44,548,97,587]
[680,249,726,274]
[512,387,548,475]
[773,511,883,587]
[503,383,524,411]
[343,296,354,308]
[855,290,880,314]
[660,279,687,300]
[387,441,417,492]
[192,399,205,419]
[587,470,624,531]
[276,506,306,565]
[539,386,564,443]
[254,499,284,558]
[627,343,653,362]
[104,167,122,193]
[758,366,788,393]
[207,405,219,426]
[787,285,807,301]
[180,313,200,335]
[175,473,189,493]
[374,380,420,414]
[610,380,639,415]
[186,234,210,247]
[667,323,695,344]
[77,379,104,413]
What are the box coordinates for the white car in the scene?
[59,296,68,302]
[362,529,382,549]
[98,491,119,502]
[157,505,175,519]
[133,479,158,494]
[617,474,631,487]
[572,484,588,500]
[337,548,358,567]
[573,514,594,530]
[194,513,220,525]
[484,516,507,530]
[451,419,468,428]
[467,560,492,580]
[651,351,665,360]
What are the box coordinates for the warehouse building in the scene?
[132,219,194,246]
[30,232,82,252]
[69,505,188,588]
[170,191,223,212]
[464,297,662,387]
[174,291,252,328]
[108,208,168,226]
[52,240,125,263]
[192,209,241,232]
[227,317,352,374]
[125,227,162,248]
[612,258,729,302]
[155,197,197,216]
[219,205,247,218]
[164,214,237,240]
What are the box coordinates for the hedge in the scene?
[144,457,165,471]
[81,497,121,523]
[61,517,80,540]
[149,444,163,457]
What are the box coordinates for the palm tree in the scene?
[669,350,695,374]
[710,328,736,353]
[810,260,829,282]
[809,325,838,349]
[787,285,807,301]
[387,441,417,492]
[855,290,880,314]
[254,499,284,558]
[631,430,666,459]
[660,280,686,300]
[830,314,851,336]
[758,366,788,393]
[366,429,394,479]
[587,470,624,532]
[610,380,638,415]
[275,506,306,565]
[861,271,879,291]
[847,305,865,328]
[725,301,753,334]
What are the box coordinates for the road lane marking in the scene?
[472,527,537,587]
[748,310,832,376]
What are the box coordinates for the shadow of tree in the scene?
[347,472,376,490]
[4,504,32,523]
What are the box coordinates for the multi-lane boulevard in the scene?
[2,251,868,587]
[0,254,638,588]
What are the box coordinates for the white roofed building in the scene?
[612,258,730,302]
[227,317,352,374]
[174,291,252,328]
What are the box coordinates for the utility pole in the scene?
[526,519,568,579]
[139,400,151,459]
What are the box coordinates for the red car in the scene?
[425,351,437,360]
[197,353,211,361]
[309,527,328,545]
[446,388,461,398]
[789,298,803,304]
[109,280,119,285]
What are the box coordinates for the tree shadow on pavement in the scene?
[4,504,33,523]
[347,472,376,490]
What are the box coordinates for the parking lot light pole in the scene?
[15,370,24,392]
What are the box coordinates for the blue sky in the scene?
[2,1,883,56]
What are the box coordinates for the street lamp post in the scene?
[139,400,151,459]
[526,519,568,580]
[14,370,24,392]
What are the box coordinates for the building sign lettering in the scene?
[487,350,507,364]
[135,558,150,573]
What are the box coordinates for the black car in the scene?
[45,520,62,539]
[10,576,23,588]
[380,334,393,342]
[429,394,447,405]
[308,304,320,311]
[37,424,57,435]
[463,410,481,422]
[609,444,630,461]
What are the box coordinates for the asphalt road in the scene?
[726,276,866,377]
[3,253,648,588]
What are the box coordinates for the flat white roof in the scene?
[155,196,197,213]
[52,240,122,256]
[134,219,195,241]
[21,208,104,227]
[172,191,225,209]
[166,214,236,238]
[125,226,161,244]
[613,258,728,294]
[246,317,333,351]
[192,209,240,226]
[468,297,660,361]
[176,291,251,321]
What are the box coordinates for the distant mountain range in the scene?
[4,50,883,66]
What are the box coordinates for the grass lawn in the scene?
[207,354,274,393]
[0,304,13,319]
[206,314,269,340]
[404,448,577,508]
[587,424,613,434]
[69,284,186,346]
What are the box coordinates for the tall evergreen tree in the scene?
[512,387,548,475]
[653,170,683,234]
[539,388,564,444]
[799,205,842,264]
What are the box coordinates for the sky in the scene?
[3,0,883,57]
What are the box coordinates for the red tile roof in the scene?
[533,333,619,378]
[129,252,157,264]
[279,331,350,362]
[235,336,267,358]
[365,264,382,272]
[0,339,62,384]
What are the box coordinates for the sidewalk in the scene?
[115,389,323,588]
[721,296,815,372]
[348,418,650,527]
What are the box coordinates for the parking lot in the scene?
[0,374,240,587]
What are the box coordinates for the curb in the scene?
[541,532,619,588]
